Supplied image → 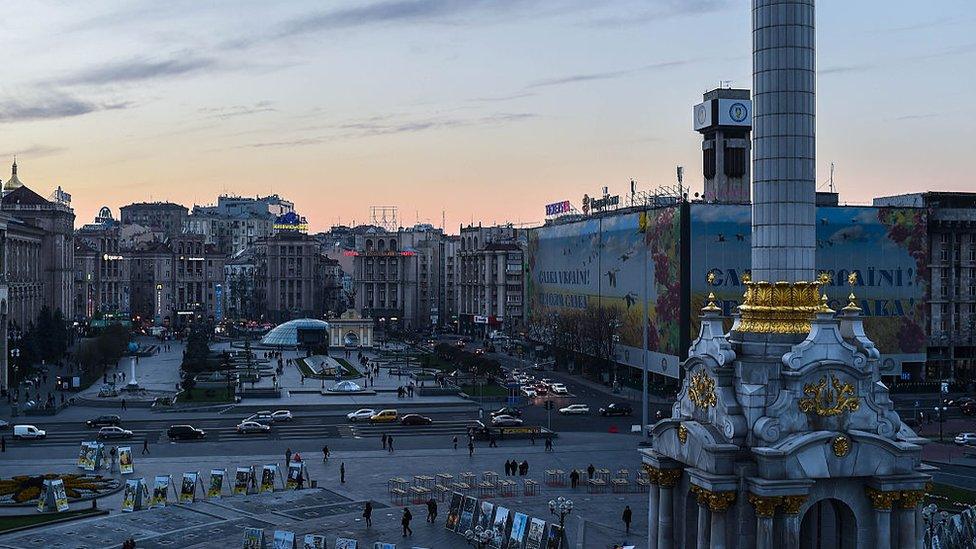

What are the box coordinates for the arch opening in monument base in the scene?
[343,332,360,347]
[800,498,857,549]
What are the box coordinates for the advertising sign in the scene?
[121,479,142,512]
[545,201,572,216]
[693,101,713,130]
[525,518,547,549]
[208,469,225,499]
[445,492,463,531]
[491,506,512,548]
[689,203,928,375]
[50,479,68,512]
[234,467,252,495]
[459,496,477,532]
[286,463,303,490]
[478,501,495,531]
[119,446,134,474]
[36,481,48,512]
[180,472,198,503]
[272,530,296,549]
[509,512,529,547]
[544,524,563,549]
[242,527,264,549]
[302,534,327,549]
[260,465,277,493]
[527,207,682,376]
[150,475,170,508]
[717,98,751,126]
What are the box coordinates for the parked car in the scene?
[347,408,376,422]
[401,414,433,426]
[491,415,524,427]
[369,409,398,423]
[86,415,122,428]
[599,403,633,417]
[490,407,522,418]
[167,425,206,440]
[955,433,976,446]
[559,404,590,415]
[271,410,293,422]
[550,383,569,395]
[97,426,133,440]
[246,411,275,425]
[0,419,9,430]
[97,384,119,398]
[237,421,271,434]
[13,425,46,440]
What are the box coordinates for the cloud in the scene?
[0,144,67,158]
[588,0,736,27]
[527,59,691,89]
[879,16,955,34]
[820,64,875,75]
[56,55,216,86]
[890,113,941,122]
[0,92,128,123]
[471,92,537,103]
[198,101,276,120]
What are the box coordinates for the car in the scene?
[13,425,46,440]
[245,411,274,425]
[0,419,9,430]
[474,348,485,356]
[948,397,976,408]
[97,384,119,398]
[237,421,271,434]
[559,404,590,415]
[599,403,633,417]
[347,408,377,422]
[167,425,206,440]
[550,383,569,395]
[521,387,538,398]
[490,407,522,418]
[963,402,976,416]
[533,384,549,395]
[369,409,398,423]
[401,414,433,426]
[491,415,524,427]
[86,415,122,428]
[955,433,976,446]
[97,426,133,440]
[271,410,293,422]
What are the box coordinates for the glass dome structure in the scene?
[260,318,330,347]
[327,381,363,393]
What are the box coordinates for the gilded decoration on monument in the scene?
[748,493,781,518]
[798,374,860,417]
[688,371,717,411]
[736,272,825,334]
[781,495,808,516]
[677,423,688,444]
[702,272,721,313]
[657,469,682,488]
[831,434,851,457]
[865,487,899,511]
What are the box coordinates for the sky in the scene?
[1,0,974,232]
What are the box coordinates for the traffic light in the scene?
[544,400,555,411]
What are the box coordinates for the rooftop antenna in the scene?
[829,162,836,193]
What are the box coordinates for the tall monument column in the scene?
[751,0,816,283]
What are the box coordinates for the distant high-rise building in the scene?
[457,224,525,336]
[120,202,188,237]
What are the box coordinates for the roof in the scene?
[2,185,50,206]
[3,160,23,194]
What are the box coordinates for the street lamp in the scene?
[934,404,948,443]
[548,496,574,529]
[464,525,503,548]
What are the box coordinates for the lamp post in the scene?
[464,525,503,548]
[935,404,948,443]
[548,496,574,529]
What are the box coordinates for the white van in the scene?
[13,424,46,440]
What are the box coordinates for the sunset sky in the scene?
[1,0,974,232]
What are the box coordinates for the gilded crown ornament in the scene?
[842,271,862,313]
[688,371,717,411]
[831,434,851,457]
[798,375,860,417]
[677,423,688,444]
[702,272,721,313]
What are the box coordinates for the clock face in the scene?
[696,105,707,125]
[729,102,748,123]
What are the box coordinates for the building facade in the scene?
[458,224,525,336]
[253,232,334,323]
[74,213,130,320]
[120,202,188,237]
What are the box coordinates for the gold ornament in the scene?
[737,279,825,334]
[798,375,860,417]
[843,272,862,312]
[865,487,899,511]
[781,495,808,515]
[657,469,682,488]
[748,493,781,518]
[688,371,717,411]
[640,464,660,485]
[705,490,737,513]
[677,424,688,444]
[900,490,926,509]
[831,434,851,457]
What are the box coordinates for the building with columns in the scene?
[640,2,931,548]
[457,224,526,337]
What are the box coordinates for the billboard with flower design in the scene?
[526,206,682,376]
[689,203,928,375]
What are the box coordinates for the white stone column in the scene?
[697,499,711,548]
[657,470,681,549]
[709,508,726,549]
[866,488,897,549]
[781,495,807,549]
[898,490,924,549]
[748,494,779,549]
[646,469,660,549]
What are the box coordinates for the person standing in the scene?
[322,445,330,461]
[468,440,475,458]
[401,507,413,536]
[569,469,580,489]
[544,437,553,452]
[120,398,127,411]
[452,435,458,451]
[520,460,529,476]
[622,505,632,534]
[426,497,437,523]
[340,462,346,484]
[587,464,595,480]
[142,438,150,455]
[285,448,292,465]
[382,433,388,450]
[388,436,394,453]
[363,501,373,527]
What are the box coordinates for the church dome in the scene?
[3,159,24,195]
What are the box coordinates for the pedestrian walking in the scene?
[520,460,529,476]
[382,433,388,450]
[322,445,330,461]
[109,446,117,472]
[388,436,394,453]
[285,448,292,465]
[544,437,553,452]
[569,469,580,489]
[426,497,438,523]
[401,507,413,536]
[363,501,373,527]
[120,398,127,411]
[452,435,458,451]
[142,438,149,455]
[587,464,595,480]
[340,462,346,484]
[489,434,497,448]
[468,440,475,457]
[622,505,632,534]
[529,432,535,445]
[504,460,511,476]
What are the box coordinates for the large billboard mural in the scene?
[527,207,682,376]
[689,203,928,375]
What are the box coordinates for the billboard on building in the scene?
[689,203,928,375]
[526,207,682,376]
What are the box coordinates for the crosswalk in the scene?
[347,420,477,439]
[5,424,343,447]
[5,428,159,448]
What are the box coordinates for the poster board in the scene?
[77,442,91,469]
[77,442,102,471]
[122,478,146,512]
[543,524,563,549]
[206,469,224,499]
[335,538,358,549]
[286,462,303,490]
[478,501,495,531]
[234,467,253,495]
[371,544,395,549]
[509,512,529,548]
[51,479,68,512]
[272,530,296,549]
[180,472,198,503]
[242,527,264,549]
[35,479,69,513]
[260,465,277,493]
[444,492,463,531]
[36,481,48,512]
[459,496,477,532]
[119,446,134,474]
[491,507,511,549]
[302,534,327,549]
[525,518,547,549]
[150,475,170,508]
